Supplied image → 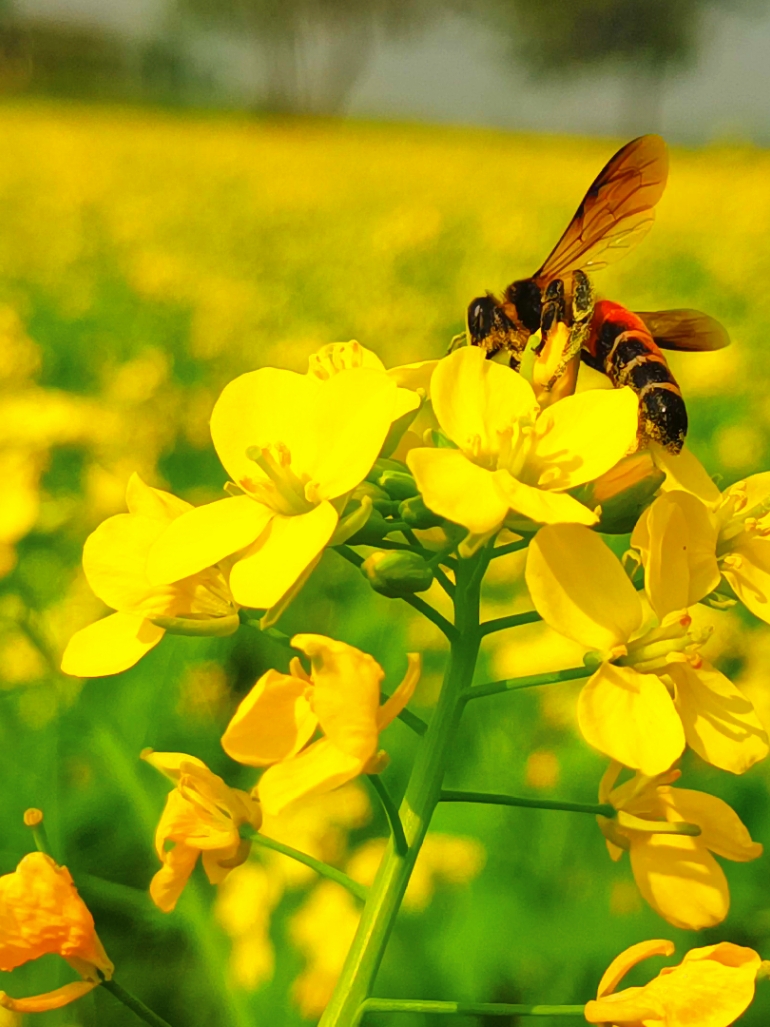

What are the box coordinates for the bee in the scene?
[459,134,729,452]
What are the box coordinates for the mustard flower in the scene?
[0,852,113,1013]
[142,750,262,913]
[61,473,238,678]
[221,635,420,815]
[526,521,768,775]
[634,450,770,625]
[598,761,761,929]
[585,937,765,1026]
[406,347,639,553]
[146,362,414,614]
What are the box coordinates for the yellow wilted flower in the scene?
[142,750,262,913]
[0,851,113,1013]
[598,762,762,930]
[222,635,420,815]
[407,347,638,554]
[61,473,238,678]
[145,361,413,617]
[585,937,765,1025]
[634,452,770,626]
[526,522,768,775]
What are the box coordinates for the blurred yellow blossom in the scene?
[598,762,762,930]
[525,750,560,790]
[142,750,262,912]
[0,851,113,1013]
[147,362,409,616]
[61,473,238,678]
[222,635,419,815]
[585,938,764,1026]
[407,347,638,554]
[215,861,282,991]
[527,522,767,775]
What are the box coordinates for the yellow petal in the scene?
[651,443,721,507]
[643,942,761,1027]
[596,939,676,998]
[141,749,207,782]
[82,513,163,610]
[526,525,642,650]
[387,359,439,395]
[645,492,691,620]
[0,981,98,1013]
[629,833,729,930]
[669,661,769,774]
[430,347,537,459]
[221,669,317,766]
[730,471,770,512]
[125,472,191,521]
[147,496,273,586]
[307,341,386,378]
[292,635,382,762]
[661,786,763,862]
[378,653,421,729]
[229,503,337,609]
[584,988,665,1025]
[497,476,598,526]
[149,841,200,913]
[61,613,164,677]
[407,448,510,535]
[527,386,638,490]
[723,537,770,624]
[257,738,362,816]
[578,664,685,776]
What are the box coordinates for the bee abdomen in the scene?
[638,384,688,453]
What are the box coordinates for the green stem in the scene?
[479,610,541,636]
[318,553,484,1027]
[248,831,368,902]
[490,538,533,558]
[355,999,585,1021]
[440,790,615,818]
[433,565,456,597]
[24,811,53,857]
[467,665,589,701]
[380,692,428,736]
[101,978,174,1027]
[367,775,409,856]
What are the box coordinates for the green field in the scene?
[1,102,770,1026]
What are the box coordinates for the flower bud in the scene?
[351,481,399,516]
[398,494,443,530]
[345,508,392,545]
[570,452,665,534]
[361,550,434,598]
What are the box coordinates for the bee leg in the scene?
[447,330,468,354]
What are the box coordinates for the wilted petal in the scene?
[596,939,675,998]
[661,786,763,862]
[629,833,728,930]
[407,448,510,535]
[221,669,317,766]
[258,739,362,816]
[141,750,207,783]
[61,613,164,678]
[147,496,273,586]
[669,661,769,774]
[527,386,638,490]
[526,525,642,650]
[430,347,537,458]
[378,653,421,729]
[578,664,685,776]
[149,841,200,913]
[0,981,99,1014]
[498,476,598,526]
[292,635,382,762]
[229,502,337,609]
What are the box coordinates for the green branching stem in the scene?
[380,693,428,735]
[354,999,586,1021]
[247,830,368,902]
[367,775,409,856]
[467,665,589,701]
[433,565,456,597]
[440,790,615,819]
[489,538,534,559]
[479,610,541,636]
[101,978,175,1027]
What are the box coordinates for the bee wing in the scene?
[534,135,669,282]
[635,309,731,352]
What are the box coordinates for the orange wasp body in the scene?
[463,135,728,451]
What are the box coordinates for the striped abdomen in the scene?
[583,300,687,453]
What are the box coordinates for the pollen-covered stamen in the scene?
[619,613,702,673]
[245,443,315,516]
[717,491,770,550]
[502,419,536,480]
[308,341,365,379]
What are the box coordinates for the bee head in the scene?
[503,279,542,334]
[466,294,499,345]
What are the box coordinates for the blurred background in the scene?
[1,1,770,1026]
